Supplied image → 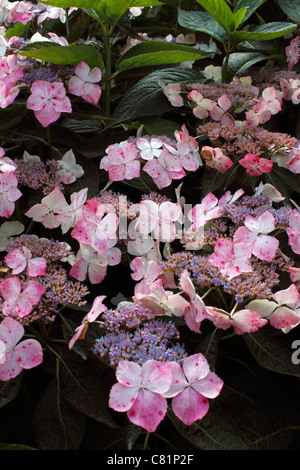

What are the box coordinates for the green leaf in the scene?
[33,379,86,450]
[232,7,248,29]
[0,374,22,409]
[177,8,228,46]
[108,67,206,127]
[233,0,267,25]
[225,51,278,80]
[18,43,104,70]
[115,40,207,72]
[278,0,300,24]
[244,328,300,378]
[168,408,252,450]
[229,22,297,45]
[196,0,236,33]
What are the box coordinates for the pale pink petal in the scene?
[191,371,223,398]
[116,360,142,387]
[252,234,279,261]
[273,284,300,306]
[4,249,26,274]
[82,82,101,104]
[163,362,187,398]
[270,306,300,329]
[15,338,43,369]
[231,309,268,334]
[109,382,139,412]
[141,360,173,394]
[27,257,47,276]
[0,316,24,348]
[182,353,210,383]
[0,349,22,381]
[0,276,21,299]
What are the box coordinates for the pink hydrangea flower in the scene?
[0,54,23,86]
[162,141,202,172]
[100,140,140,181]
[71,199,119,254]
[158,79,184,107]
[68,61,102,104]
[0,172,22,218]
[286,210,300,255]
[239,153,273,176]
[143,150,186,189]
[0,80,20,108]
[0,277,45,318]
[245,98,272,127]
[280,77,300,100]
[261,86,282,114]
[210,94,235,126]
[57,149,84,184]
[188,89,216,119]
[133,278,189,317]
[0,317,43,381]
[179,269,211,333]
[109,359,173,432]
[247,284,300,332]
[208,238,253,279]
[5,247,47,276]
[206,306,268,335]
[135,200,182,242]
[163,353,223,426]
[233,211,279,262]
[130,257,163,295]
[201,146,233,173]
[26,80,72,127]
[285,36,300,71]
[69,295,107,349]
[25,186,71,229]
[188,192,219,230]
[60,187,88,234]
[69,242,121,284]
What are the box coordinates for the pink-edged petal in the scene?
[27,257,47,276]
[74,61,91,81]
[0,316,24,347]
[270,306,300,329]
[141,360,173,394]
[109,382,139,412]
[252,234,279,261]
[171,387,209,425]
[127,389,167,432]
[191,371,223,398]
[69,258,88,281]
[232,309,268,335]
[182,353,210,383]
[82,83,101,104]
[15,338,43,369]
[22,280,45,305]
[116,360,141,387]
[0,349,22,381]
[163,362,187,398]
[0,276,21,299]
[273,283,300,306]
[4,249,26,274]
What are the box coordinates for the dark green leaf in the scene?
[0,374,23,409]
[116,40,207,72]
[229,22,297,45]
[225,51,277,80]
[244,328,300,378]
[177,8,228,46]
[108,67,206,127]
[168,407,252,450]
[278,0,300,23]
[33,379,86,450]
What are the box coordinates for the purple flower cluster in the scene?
[93,303,187,366]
